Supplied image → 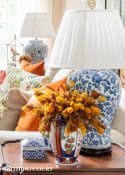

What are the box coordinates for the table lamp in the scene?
[49,9,125,155]
[20,13,55,63]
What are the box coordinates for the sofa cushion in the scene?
[0,129,124,146]
[0,88,31,130]
[112,88,125,136]
[120,69,125,88]
[45,67,59,82]
[111,129,125,146]
[0,131,41,144]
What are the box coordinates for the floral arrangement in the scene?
[22,81,106,136]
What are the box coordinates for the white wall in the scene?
[37,0,53,55]
[63,0,86,10]
[39,0,53,16]
[63,0,120,11]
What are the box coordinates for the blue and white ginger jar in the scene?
[67,69,121,152]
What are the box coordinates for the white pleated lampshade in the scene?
[49,10,125,69]
[20,13,55,38]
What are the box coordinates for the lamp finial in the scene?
[87,0,96,9]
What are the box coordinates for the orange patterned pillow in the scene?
[15,78,67,131]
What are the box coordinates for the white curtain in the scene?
[107,0,120,12]
[121,0,125,25]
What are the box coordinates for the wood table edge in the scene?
[1,141,125,174]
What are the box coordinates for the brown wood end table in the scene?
[0,141,125,175]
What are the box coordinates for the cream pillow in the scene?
[0,88,31,131]
[52,69,75,82]
[45,67,59,82]
[111,129,125,146]
[112,88,125,136]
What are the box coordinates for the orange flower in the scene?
[90,106,101,116]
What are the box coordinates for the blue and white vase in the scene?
[67,69,121,155]
[50,115,83,165]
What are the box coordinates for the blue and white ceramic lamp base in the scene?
[23,39,48,63]
[68,69,121,154]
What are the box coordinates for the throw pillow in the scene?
[19,54,45,76]
[0,88,31,131]
[0,65,50,107]
[22,60,45,76]
[0,65,49,105]
[46,78,67,92]
[0,102,6,120]
[120,69,125,88]
[52,69,75,82]
[15,78,67,131]
[112,88,125,136]
[111,129,125,146]
[15,95,41,131]
[45,67,59,82]
[0,70,6,85]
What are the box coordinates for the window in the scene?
[0,0,48,70]
[121,0,125,25]
[0,0,16,69]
